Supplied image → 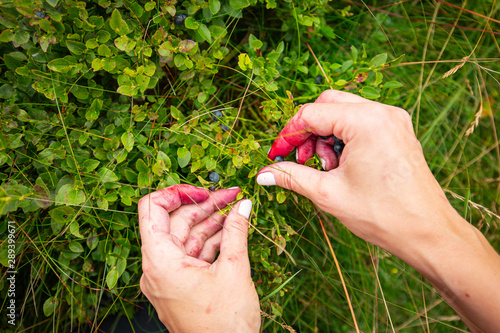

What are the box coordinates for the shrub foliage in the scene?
[0,0,402,330]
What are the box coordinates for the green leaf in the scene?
[12,30,30,47]
[49,206,76,234]
[383,81,403,88]
[138,172,151,187]
[98,44,112,57]
[69,241,84,253]
[238,53,252,71]
[136,159,148,173]
[370,53,387,68]
[178,39,197,53]
[66,40,86,55]
[33,184,51,209]
[250,37,263,50]
[0,84,14,99]
[83,159,100,172]
[198,24,212,43]
[114,35,130,51]
[177,147,191,168]
[184,17,199,30]
[170,105,182,120]
[92,58,103,71]
[55,184,86,205]
[360,86,381,99]
[229,0,250,10]
[69,221,84,238]
[145,1,156,11]
[106,269,119,289]
[98,168,119,183]
[121,132,134,152]
[43,297,59,316]
[96,30,111,43]
[110,9,130,35]
[0,29,13,43]
[158,151,171,168]
[48,58,78,73]
[209,0,220,14]
[276,190,286,204]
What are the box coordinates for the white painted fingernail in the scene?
[238,199,252,219]
[320,158,326,170]
[256,172,276,186]
[227,186,240,190]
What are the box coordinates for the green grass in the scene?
[260,2,500,332]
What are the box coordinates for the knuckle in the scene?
[317,89,337,101]
[229,216,248,234]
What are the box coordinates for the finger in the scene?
[315,139,339,171]
[169,187,240,243]
[217,200,252,270]
[256,162,344,210]
[315,89,369,104]
[267,102,369,160]
[138,185,210,248]
[185,212,225,257]
[296,136,316,164]
[197,230,222,263]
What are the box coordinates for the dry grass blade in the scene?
[444,189,500,226]
[306,42,333,89]
[315,207,360,333]
[367,245,395,332]
[442,56,469,78]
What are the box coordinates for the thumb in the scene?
[257,162,341,206]
[218,200,252,267]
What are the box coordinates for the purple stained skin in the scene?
[267,106,341,170]
[268,110,311,160]
[160,184,210,205]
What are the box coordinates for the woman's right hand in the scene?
[257,90,459,258]
[257,90,500,332]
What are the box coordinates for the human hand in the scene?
[257,90,458,258]
[138,185,260,333]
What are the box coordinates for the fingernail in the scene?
[320,158,326,170]
[256,172,276,186]
[227,186,240,190]
[238,199,252,219]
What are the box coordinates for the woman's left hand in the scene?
[138,185,261,333]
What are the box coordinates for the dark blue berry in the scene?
[208,172,219,183]
[319,135,332,139]
[315,75,324,84]
[35,10,46,19]
[174,13,188,26]
[209,185,216,191]
[274,156,284,162]
[220,125,230,132]
[211,110,223,120]
[333,135,341,144]
[333,141,345,154]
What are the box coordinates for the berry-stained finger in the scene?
[138,185,210,248]
[296,136,316,164]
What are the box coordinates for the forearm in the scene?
[397,209,500,332]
